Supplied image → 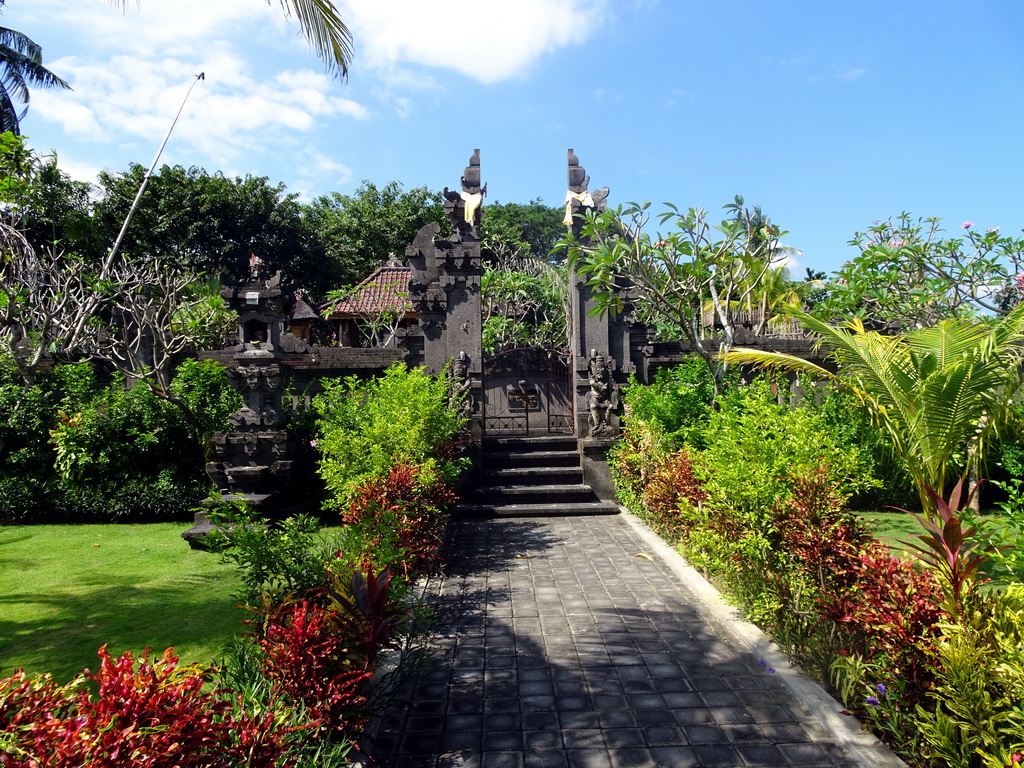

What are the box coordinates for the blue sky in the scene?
[13,0,1024,274]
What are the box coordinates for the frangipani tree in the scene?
[562,197,785,396]
[722,304,1024,516]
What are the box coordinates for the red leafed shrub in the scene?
[640,450,707,542]
[344,461,455,577]
[777,464,870,596]
[0,646,287,768]
[329,566,413,662]
[255,598,373,735]
[819,542,945,702]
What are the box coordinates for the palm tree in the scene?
[0,20,69,134]
[722,304,1024,516]
[109,0,353,78]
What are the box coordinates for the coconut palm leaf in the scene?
[723,303,1024,517]
[0,26,70,134]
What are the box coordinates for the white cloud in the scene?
[337,0,611,83]
[26,3,369,175]
[838,67,866,82]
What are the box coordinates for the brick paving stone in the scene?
[363,516,873,767]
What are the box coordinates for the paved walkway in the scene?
[364,514,897,768]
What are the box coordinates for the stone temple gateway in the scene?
[183,148,816,543]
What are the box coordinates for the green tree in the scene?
[109,0,353,77]
[483,199,565,262]
[820,213,1024,329]
[0,5,69,134]
[94,164,328,293]
[561,197,786,396]
[305,181,445,289]
[723,305,1024,516]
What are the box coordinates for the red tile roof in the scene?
[327,264,413,317]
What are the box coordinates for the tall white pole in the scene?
[103,72,205,273]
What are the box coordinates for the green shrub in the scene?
[0,356,236,523]
[913,587,1024,768]
[312,363,465,512]
[699,377,878,520]
[621,358,719,449]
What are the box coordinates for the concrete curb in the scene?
[618,508,910,768]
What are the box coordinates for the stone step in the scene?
[469,483,598,505]
[480,466,584,485]
[482,434,578,451]
[482,449,581,468]
[455,500,620,518]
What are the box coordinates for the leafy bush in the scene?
[912,587,1024,768]
[342,461,455,579]
[0,646,288,767]
[206,502,337,606]
[637,450,707,542]
[313,363,465,512]
[0,356,237,523]
[699,378,878,520]
[253,598,374,736]
[621,359,718,449]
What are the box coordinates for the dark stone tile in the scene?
[520,695,557,711]
[607,748,657,768]
[400,731,442,753]
[448,697,484,715]
[648,746,700,767]
[482,752,525,768]
[555,695,592,711]
[651,677,692,694]
[598,710,638,728]
[737,744,788,765]
[482,731,523,752]
[444,713,483,731]
[406,715,446,732]
[626,694,665,709]
[690,744,744,767]
[662,691,702,708]
[484,697,520,714]
[620,680,655,694]
[633,709,676,728]
[641,726,684,747]
[519,681,554,697]
[566,749,613,768]
[682,725,728,744]
[701,691,740,707]
[440,730,482,751]
[522,711,559,730]
[523,730,563,750]
[559,711,601,729]
[603,729,646,749]
[484,712,521,731]
[778,743,831,763]
[523,751,569,768]
[708,706,755,725]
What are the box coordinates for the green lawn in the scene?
[858,510,922,554]
[0,523,244,683]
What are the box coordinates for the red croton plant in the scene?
[0,645,289,768]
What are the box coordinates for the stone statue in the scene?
[448,352,473,424]
[586,353,616,438]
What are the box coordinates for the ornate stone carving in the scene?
[448,351,473,424]
[564,148,610,235]
[586,353,617,439]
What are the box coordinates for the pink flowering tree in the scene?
[817,213,1024,330]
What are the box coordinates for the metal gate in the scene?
[481,347,573,436]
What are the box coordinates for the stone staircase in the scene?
[456,434,619,517]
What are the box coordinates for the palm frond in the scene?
[276,0,352,78]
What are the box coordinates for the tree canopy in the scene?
[305,181,445,289]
